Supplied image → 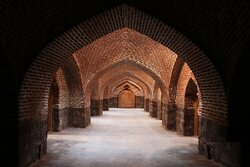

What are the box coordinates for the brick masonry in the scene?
[183,108,195,136]
[2,2,245,166]
[91,99,103,116]
[69,108,90,128]
[163,57,184,130]
[109,97,118,108]
[52,108,69,132]
[135,96,144,108]
[18,119,47,167]
[103,99,109,111]
[161,102,168,126]
[48,71,70,132]
[176,106,185,135]
[62,57,84,109]
[144,99,150,112]
[74,28,176,95]
[198,117,241,167]
[164,103,177,131]
[149,101,158,118]
[83,59,163,109]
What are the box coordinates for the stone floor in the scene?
[30,108,224,167]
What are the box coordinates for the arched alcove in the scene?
[184,79,198,136]
[48,79,58,132]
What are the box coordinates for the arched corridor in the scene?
[1,1,249,167]
[17,9,239,167]
[31,108,223,167]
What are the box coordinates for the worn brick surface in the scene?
[1,2,248,166]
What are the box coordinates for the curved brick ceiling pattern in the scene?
[74,28,177,91]
[111,79,146,96]
[2,1,248,85]
[176,63,201,113]
[102,85,109,99]
[113,81,143,93]
[168,57,185,104]
[112,81,143,96]
[19,5,227,124]
[84,63,157,104]
[97,64,156,92]
[83,59,162,102]
[100,74,152,99]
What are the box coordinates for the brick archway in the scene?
[101,75,152,109]
[18,4,227,166]
[184,79,199,136]
[84,58,166,113]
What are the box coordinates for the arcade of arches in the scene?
[1,2,249,167]
[41,28,208,166]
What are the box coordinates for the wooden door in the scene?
[118,90,135,108]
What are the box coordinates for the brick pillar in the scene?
[52,108,69,131]
[162,103,177,131]
[157,100,162,120]
[198,117,241,166]
[135,96,144,108]
[151,84,161,118]
[103,98,109,111]
[68,93,91,128]
[184,108,194,136]
[161,102,169,128]
[149,100,158,118]
[109,96,118,108]
[91,99,103,116]
[18,119,47,167]
[176,106,184,135]
[69,107,90,128]
[176,106,195,136]
[144,98,150,112]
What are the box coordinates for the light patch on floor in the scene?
[30,108,224,167]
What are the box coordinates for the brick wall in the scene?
[103,74,152,100]
[112,82,143,96]
[150,85,162,119]
[109,96,118,108]
[55,68,69,109]
[176,64,195,134]
[90,82,103,116]
[84,60,163,111]
[62,57,84,108]
[183,79,198,136]
[135,96,144,108]
[52,68,70,131]
[103,86,109,111]
[4,3,237,167]
[164,57,184,129]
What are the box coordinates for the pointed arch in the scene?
[18,5,227,165]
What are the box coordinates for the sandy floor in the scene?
[30,108,224,167]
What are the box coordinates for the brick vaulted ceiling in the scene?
[1,0,248,86]
[1,1,249,126]
[18,4,228,125]
[73,28,177,92]
[1,1,249,166]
